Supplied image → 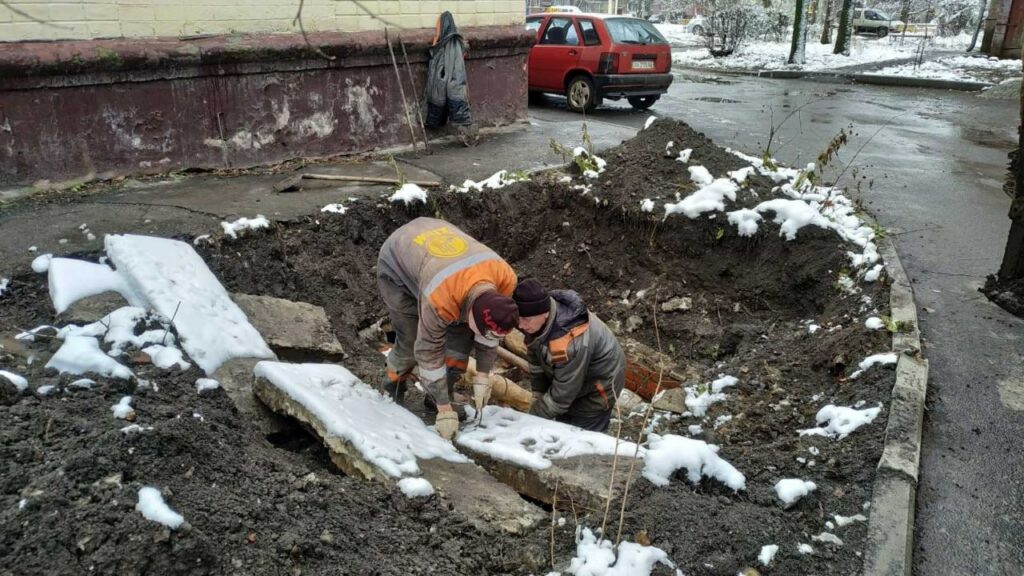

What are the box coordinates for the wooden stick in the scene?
[496,346,530,372]
[302,173,442,187]
[399,36,430,151]
[385,27,419,152]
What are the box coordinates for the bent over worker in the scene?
[378,217,519,439]
[513,278,625,432]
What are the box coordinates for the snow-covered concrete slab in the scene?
[253,361,544,533]
[105,234,275,374]
[230,293,345,359]
[47,257,144,315]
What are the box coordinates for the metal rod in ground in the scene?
[399,36,430,151]
[385,27,419,152]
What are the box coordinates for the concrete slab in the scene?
[863,470,916,576]
[231,293,345,361]
[212,358,290,436]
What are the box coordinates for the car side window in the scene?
[578,19,601,46]
[541,17,579,45]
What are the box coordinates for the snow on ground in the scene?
[758,544,779,566]
[673,34,971,72]
[866,54,1022,83]
[835,513,867,527]
[397,477,435,498]
[799,404,882,439]
[453,169,528,193]
[389,183,427,205]
[865,316,886,330]
[111,395,134,419]
[196,378,220,393]
[457,406,640,471]
[321,203,348,214]
[812,531,844,546]
[0,278,8,298]
[849,351,899,378]
[141,344,191,370]
[654,23,703,47]
[774,478,817,507]
[31,253,53,273]
[0,370,28,392]
[567,526,674,576]
[47,336,134,379]
[58,307,169,357]
[106,234,275,374]
[136,487,185,529]
[664,178,739,218]
[798,543,815,554]
[254,361,468,477]
[47,257,144,314]
[643,433,746,491]
[220,215,270,239]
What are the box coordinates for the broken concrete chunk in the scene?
[212,358,290,436]
[626,315,644,333]
[231,293,345,360]
[60,291,129,324]
[660,296,693,312]
[651,387,689,414]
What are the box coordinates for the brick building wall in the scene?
[0,0,527,42]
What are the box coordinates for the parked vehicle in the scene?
[683,15,706,35]
[525,13,674,112]
[648,13,665,23]
[852,9,905,37]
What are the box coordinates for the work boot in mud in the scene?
[382,376,407,405]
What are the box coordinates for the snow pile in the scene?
[642,434,746,491]
[663,178,739,219]
[800,405,881,439]
[47,257,144,314]
[320,203,348,214]
[688,165,714,186]
[389,183,427,205]
[397,477,435,498]
[196,378,220,393]
[754,198,833,241]
[111,395,135,419]
[32,253,53,273]
[567,526,674,576]
[47,336,133,379]
[457,406,640,470]
[867,55,1022,83]
[0,370,28,392]
[454,169,528,193]
[640,199,655,212]
[220,215,270,239]
[676,148,692,163]
[758,544,779,566]
[727,209,762,236]
[774,478,817,507]
[106,234,274,374]
[711,374,738,393]
[865,317,885,330]
[136,487,185,529]
[255,361,468,477]
[59,307,170,357]
[643,115,657,130]
[849,351,899,378]
[141,345,191,370]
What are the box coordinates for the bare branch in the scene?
[0,1,71,29]
[293,0,336,61]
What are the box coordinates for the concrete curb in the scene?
[674,65,993,92]
[861,235,930,576]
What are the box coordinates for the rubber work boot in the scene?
[382,376,407,405]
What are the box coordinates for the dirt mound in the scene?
[1,119,895,575]
[982,273,1024,317]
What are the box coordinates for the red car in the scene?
[525,13,674,113]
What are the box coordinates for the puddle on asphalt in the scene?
[958,126,1016,150]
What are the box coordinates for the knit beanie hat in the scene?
[472,291,518,335]
[513,278,550,317]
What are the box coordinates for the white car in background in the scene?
[852,9,906,37]
[683,15,706,35]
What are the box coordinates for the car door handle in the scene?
[568,49,577,55]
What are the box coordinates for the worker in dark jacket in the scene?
[513,278,625,432]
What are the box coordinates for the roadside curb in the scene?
[673,65,993,91]
[861,235,930,576]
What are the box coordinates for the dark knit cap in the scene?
[472,291,518,335]
[513,278,550,317]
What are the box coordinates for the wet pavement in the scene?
[526,71,1023,574]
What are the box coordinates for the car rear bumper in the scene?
[594,73,674,98]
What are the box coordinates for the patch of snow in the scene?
[0,370,28,392]
[47,257,144,314]
[46,336,133,379]
[58,307,168,357]
[220,215,270,239]
[397,477,435,498]
[142,344,191,370]
[36,385,57,396]
[389,183,428,205]
[69,378,96,389]
[136,487,185,529]
[857,352,899,372]
[865,316,885,330]
[196,378,220,393]
[812,532,844,546]
[643,433,746,491]
[808,323,821,334]
[758,544,779,566]
[255,361,468,477]
[664,179,739,219]
[798,543,814,555]
[711,374,738,393]
[775,478,817,507]
[192,235,211,246]
[643,115,657,130]
[754,198,832,241]
[863,264,884,282]
[687,424,703,436]
[713,414,733,429]
[568,526,674,576]
[727,208,762,236]
[834,513,867,527]
[455,169,529,193]
[676,148,692,163]
[799,405,881,439]
[0,278,8,297]
[321,203,348,214]
[688,166,714,186]
[458,405,639,471]
[728,166,756,183]
[111,395,134,419]
[640,199,655,212]
[105,234,274,374]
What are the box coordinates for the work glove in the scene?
[435,411,459,441]
[472,373,492,415]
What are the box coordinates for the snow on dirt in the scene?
[135,487,185,529]
[220,215,270,239]
[111,395,135,419]
[0,369,28,391]
[31,253,53,273]
[46,335,134,379]
[456,406,639,470]
[58,306,169,356]
[774,478,817,507]
[141,344,192,370]
[195,378,220,393]
[454,169,528,193]
[105,234,275,374]
[389,183,428,205]
[254,361,468,477]
[849,351,899,378]
[46,257,144,314]
[865,316,885,330]
[800,405,882,439]
[642,434,746,491]
[397,477,435,498]
[567,526,674,576]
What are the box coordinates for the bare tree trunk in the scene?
[997,56,1024,281]
[789,0,808,63]
[967,0,987,51]
[833,0,854,54]
[821,0,834,43]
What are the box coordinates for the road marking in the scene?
[997,377,1024,411]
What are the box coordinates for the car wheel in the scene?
[877,27,889,37]
[691,25,704,35]
[627,95,660,110]
[566,75,598,113]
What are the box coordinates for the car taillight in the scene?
[598,52,619,74]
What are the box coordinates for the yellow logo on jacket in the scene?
[414,226,468,258]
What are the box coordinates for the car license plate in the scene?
[632,60,655,70]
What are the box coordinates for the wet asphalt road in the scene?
[529,72,1024,574]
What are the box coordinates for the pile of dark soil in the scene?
[1,119,895,575]
[982,273,1024,317]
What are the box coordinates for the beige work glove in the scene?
[435,411,459,440]
[472,373,492,415]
